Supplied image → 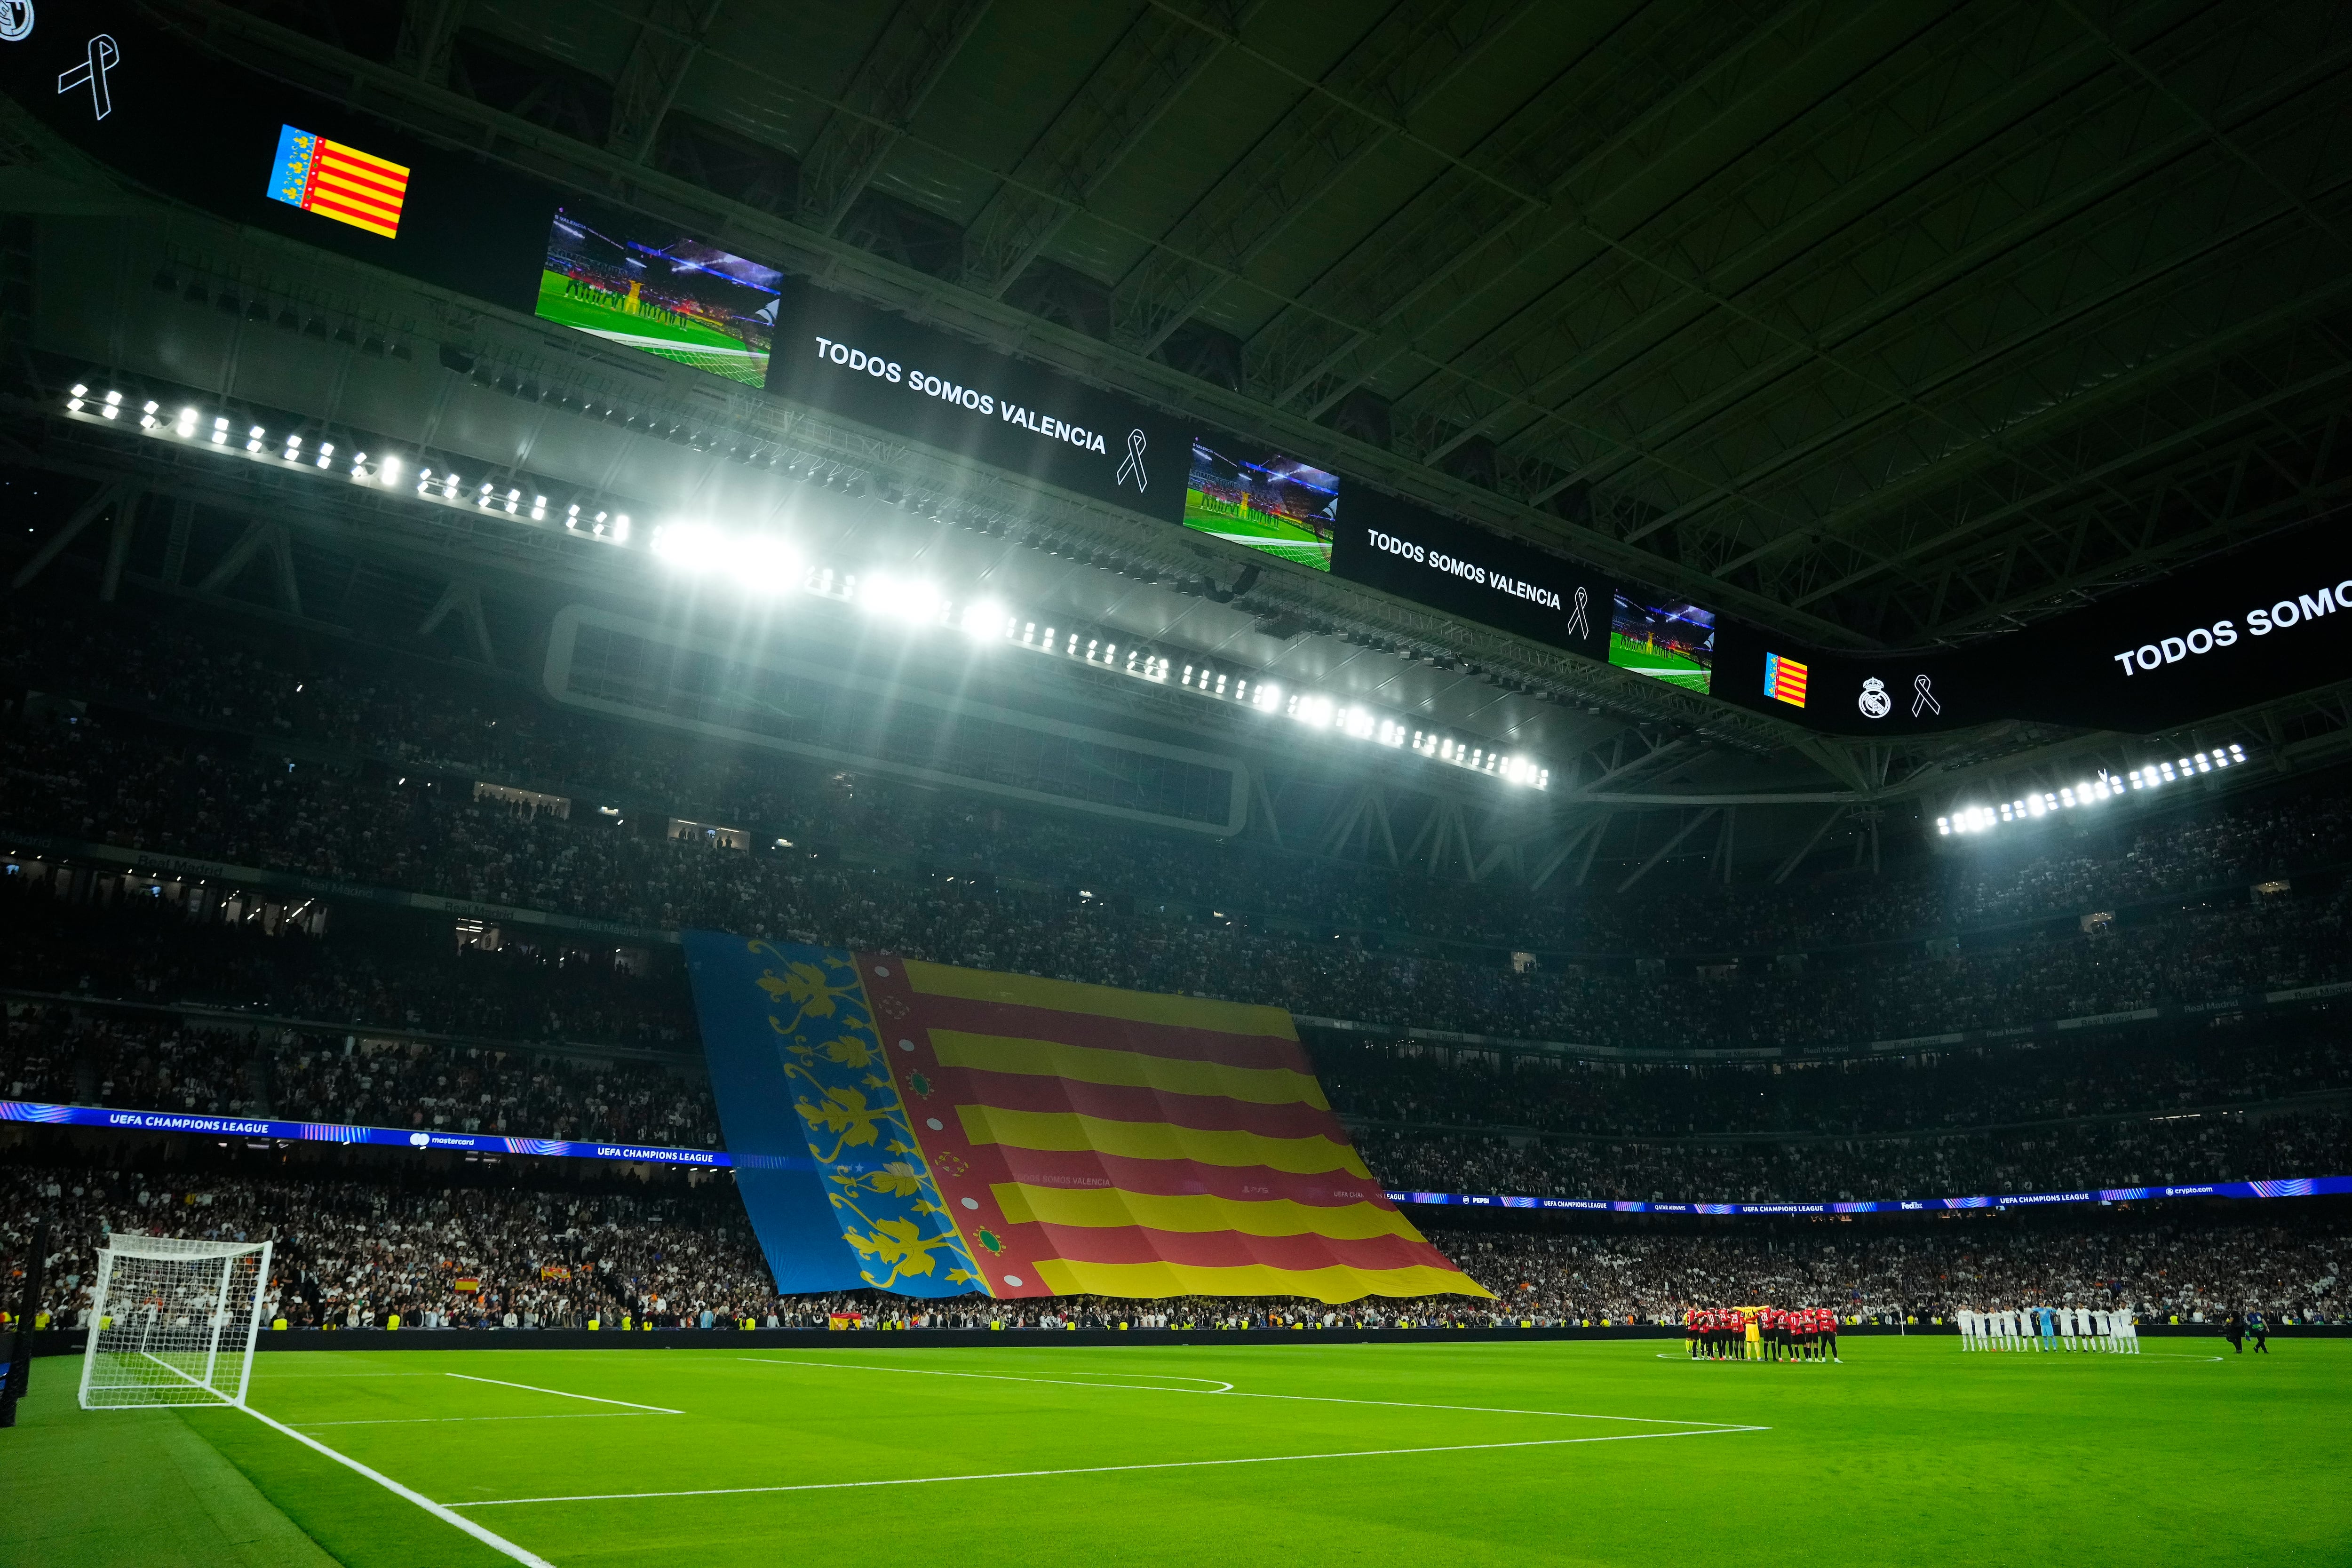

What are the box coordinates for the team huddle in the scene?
[1958,1304,2139,1353]
[1685,1305,1840,1361]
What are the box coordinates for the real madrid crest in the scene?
[0,0,31,43]
[1858,677,1891,720]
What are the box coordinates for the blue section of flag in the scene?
[683,931,873,1294]
[266,124,316,209]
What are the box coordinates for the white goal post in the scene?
[79,1234,274,1410]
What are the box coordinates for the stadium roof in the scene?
[6,0,2351,881]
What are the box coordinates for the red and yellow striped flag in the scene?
[268,124,411,240]
[865,955,1488,1303]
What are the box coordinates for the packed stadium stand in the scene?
[5,596,2351,1338]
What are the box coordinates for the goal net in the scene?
[79,1234,273,1409]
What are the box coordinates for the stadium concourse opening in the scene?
[9,1,2352,1562]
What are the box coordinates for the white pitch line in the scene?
[451,1425,1767,1508]
[296,1411,661,1428]
[741,1357,1738,1426]
[739,1358,1234,1395]
[444,1371,682,1413]
[238,1405,556,1568]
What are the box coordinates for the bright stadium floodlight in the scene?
[737,533,801,592]
[958,598,1009,639]
[858,572,946,625]
[175,407,197,437]
[651,521,727,574]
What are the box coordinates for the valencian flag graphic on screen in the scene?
[684,935,1486,1302]
[266,126,410,239]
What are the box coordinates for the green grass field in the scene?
[1183,489,1334,571]
[10,1338,2348,1567]
[1608,631,1712,694]
[533,271,771,388]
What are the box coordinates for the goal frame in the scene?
[78,1234,274,1410]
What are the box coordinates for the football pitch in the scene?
[1183,490,1333,571]
[1608,632,1711,693]
[11,1337,2348,1567]
[533,271,771,388]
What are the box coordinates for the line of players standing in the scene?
[1685,1305,1840,1361]
[1958,1304,2138,1352]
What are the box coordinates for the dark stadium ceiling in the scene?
[9,0,2352,839]
[182,0,2352,650]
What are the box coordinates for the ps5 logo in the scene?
[0,1,33,44]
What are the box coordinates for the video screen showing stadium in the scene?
[1183,439,1340,571]
[1609,593,1716,693]
[533,207,780,389]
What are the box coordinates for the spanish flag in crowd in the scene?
[266,125,411,239]
[684,935,1487,1304]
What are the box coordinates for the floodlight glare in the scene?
[651,521,727,574]
[736,533,802,591]
[958,598,1009,639]
[858,572,946,625]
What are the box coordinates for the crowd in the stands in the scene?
[1353,1109,2352,1205]
[0,877,696,1050]
[0,1004,717,1147]
[1324,1033,2352,1137]
[0,1163,763,1331]
[5,599,2352,1329]
[7,708,2352,1051]
[9,602,2351,958]
[6,997,2348,1211]
[4,1160,2341,1330]
[1417,1217,2350,1326]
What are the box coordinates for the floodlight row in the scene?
[67,382,1553,792]
[1938,744,2249,837]
[648,520,1551,789]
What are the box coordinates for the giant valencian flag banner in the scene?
[684,935,1487,1303]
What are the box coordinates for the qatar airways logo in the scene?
[2111,576,2352,677]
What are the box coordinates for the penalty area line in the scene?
[238,1404,556,1568]
[451,1425,1769,1508]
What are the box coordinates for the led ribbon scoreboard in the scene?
[5,0,2348,736]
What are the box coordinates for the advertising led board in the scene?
[765,281,1187,525]
[0,1,552,309]
[1713,520,2352,734]
[1330,489,1612,661]
[1182,439,1341,570]
[1608,595,1716,694]
[534,204,780,389]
